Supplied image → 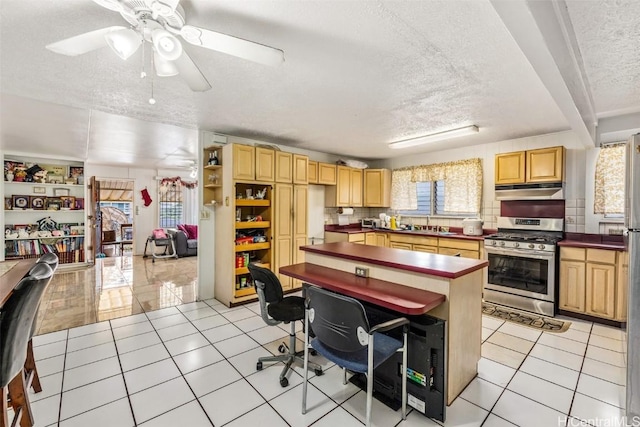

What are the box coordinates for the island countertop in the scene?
[301,242,488,279]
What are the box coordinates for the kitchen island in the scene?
[287,242,488,405]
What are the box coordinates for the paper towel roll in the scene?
[337,207,354,215]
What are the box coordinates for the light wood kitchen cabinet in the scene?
[293,154,308,184]
[559,247,627,320]
[308,161,318,184]
[255,146,275,182]
[364,169,391,207]
[324,231,365,244]
[364,232,388,247]
[317,163,337,185]
[365,233,376,245]
[413,244,437,254]
[274,183,308,290]
[495,151,525,184]
[232,144,255,180]
[390,242,412,250]
[275,151,293,183]
[617,251,629,321]
[438,238,482,259]
[325,166,363,207]
[495,146,565,184]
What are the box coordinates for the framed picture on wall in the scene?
[4,197,11,210]
[46,198,61,211]
[53,188,70,197]
[59,196,76,210]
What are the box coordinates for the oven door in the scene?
[485,246,555,302]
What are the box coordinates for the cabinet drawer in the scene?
[348,233,366,243]
[390,242,412,250]
[586,248,616,264]
[438,238,479,251]
[560,247,585,261]
[413,244,437,254]
[389,234,437,246]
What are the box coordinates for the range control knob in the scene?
[514,242,520,248]
[499,241,506,247]
[490,240,497,246]
[538,244,546,250]
[528,243,535,249]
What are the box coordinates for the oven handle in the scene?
[485,247,555,259]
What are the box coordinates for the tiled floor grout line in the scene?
[54,329,69,427]
[108,318,139,427]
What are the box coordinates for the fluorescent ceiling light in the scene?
[389,125,479,149]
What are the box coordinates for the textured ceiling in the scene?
[0,0,639,168]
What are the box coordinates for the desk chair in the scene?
[247,264,323,387]
[302,286,409,427]
[1,263,54,427]
[23,255,59,393]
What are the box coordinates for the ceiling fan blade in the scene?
[173,51,212,92]
[180,25,284,67]
[46,26,126,56]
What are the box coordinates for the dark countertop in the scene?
[559,233,625,251]
[301,242,488,279]
[324,224,490,241]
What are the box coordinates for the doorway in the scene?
[89,178,135,259]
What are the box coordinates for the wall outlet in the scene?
[355,266,369,278]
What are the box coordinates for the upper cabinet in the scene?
[232,144,256,181]
[293,154,308,184]
[308,161,318,184]
[275,151,292,183]
[317,163,337,185]
[495,146,565,184]
[255,147,275,182]
[364,169,391,207]
[325,166,362,207]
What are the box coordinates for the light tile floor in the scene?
[35,255,197,335]
[25,296,629,426]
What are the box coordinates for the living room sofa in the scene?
[167,227,197,257]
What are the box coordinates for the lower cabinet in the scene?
[559,247,626,321]
[388,234,480,259]
[324,231,365,244]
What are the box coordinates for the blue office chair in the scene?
[302,286,409,427]
[248,264,323,387]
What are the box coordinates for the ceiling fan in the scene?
[45,0,285,92]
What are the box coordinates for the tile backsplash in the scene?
[565,198,586,233]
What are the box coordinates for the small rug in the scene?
[482,302,571,333]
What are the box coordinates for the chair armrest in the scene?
[369,317,410,334]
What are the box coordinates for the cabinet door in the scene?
[559,261,586,312]
[585,262,616,319]
[350,168,363,207]
[318,163,337,185]
[526,146,564,183]
[292,185,308,289]
[374,233,388,248]
[495,151,525,184]
[616,251,628,321]
[233,144,255,180]
[274,184,293,289]
[364,169,391,207]
[365,233,376,245]
[308,161,318,184]
[336,166,352,206]
[275,152,293,183]
[293,155,308,184]
[255,147,275,182]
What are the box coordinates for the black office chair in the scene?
[1,263,54,427]
[247,264,323,387]
[23,255,59,393]
[302,286,409,427]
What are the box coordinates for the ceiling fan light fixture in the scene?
[388,125,480,149]
[152,29,183,61]
[154,52,179,76]
[105,28,141,60]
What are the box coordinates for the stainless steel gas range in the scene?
[484,217,564,317]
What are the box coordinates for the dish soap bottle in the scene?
[390,216,397,230]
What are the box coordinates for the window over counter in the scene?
[392,158,482,216]
[594,142,625,219]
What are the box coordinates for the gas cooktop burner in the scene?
[485,233,562,244]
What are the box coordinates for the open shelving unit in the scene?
[202,145,223,206]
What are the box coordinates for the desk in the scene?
[1,259,37,306]
[279,263,445,315]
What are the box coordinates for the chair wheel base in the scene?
[278,344,287,353]
[256,361,263,371]
[310,349,317,356]
[314,368,323,376]
[280,377,288,387]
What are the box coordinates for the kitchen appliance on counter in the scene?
[484,216,564,317]
[361,218,377,228]
[462,218,484,236]
[625,133,640,419]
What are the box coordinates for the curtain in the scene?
[391,169,417,210]
[182,185,198,225]
[594,143,626,214]
[391,158,483,213]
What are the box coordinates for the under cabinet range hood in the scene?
[495,182,564,200]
